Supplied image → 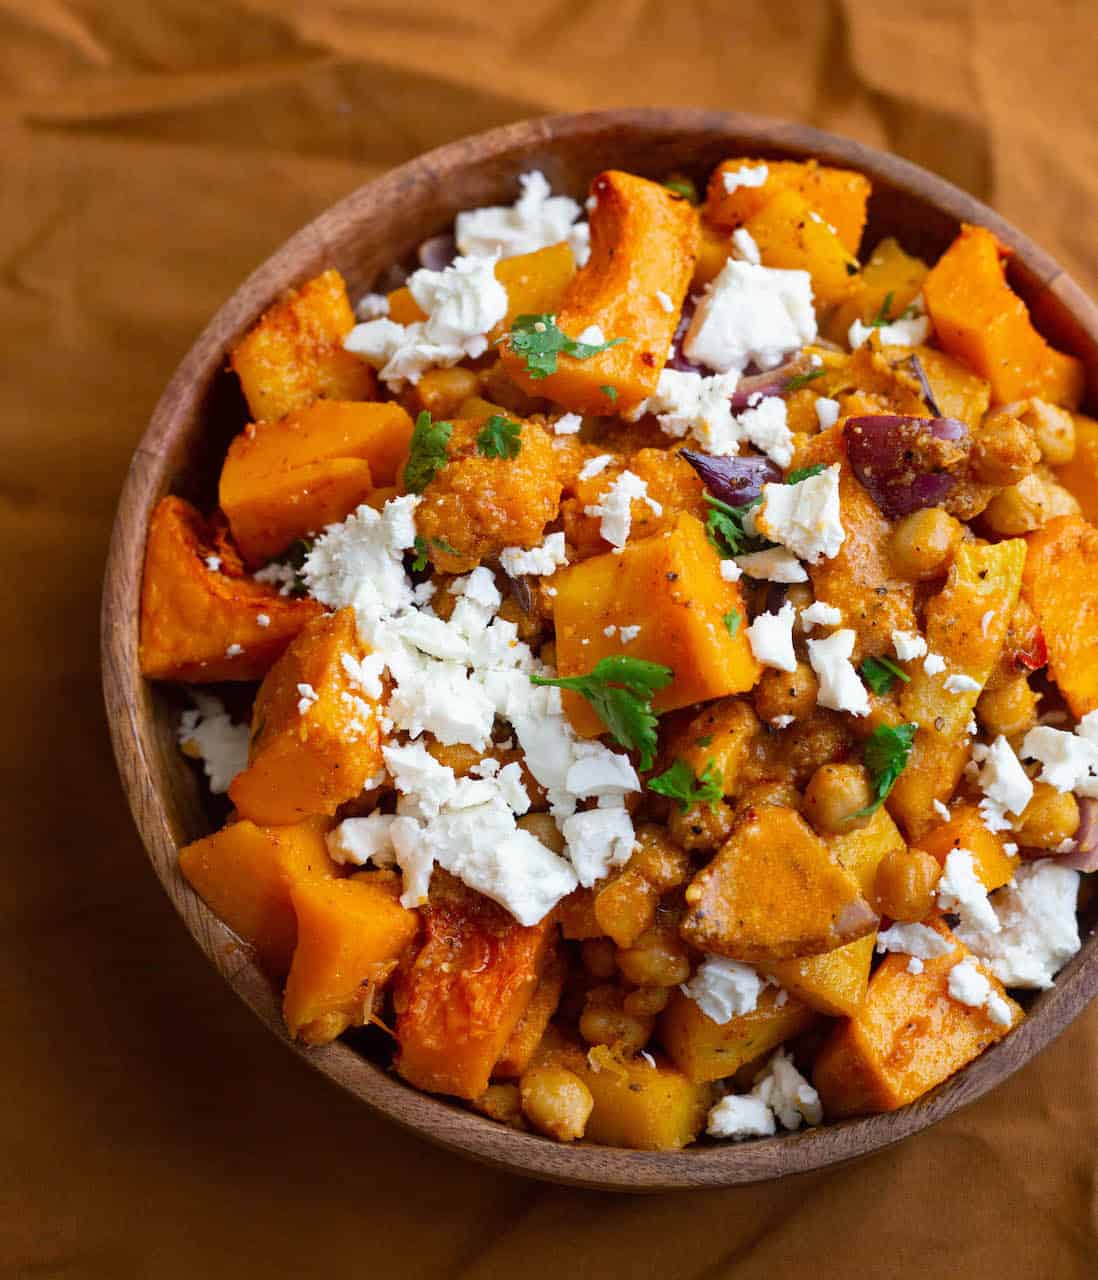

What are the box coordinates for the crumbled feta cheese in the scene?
[970,735,1033,832]
[800,601,842,631]
[923,652,946,676]
[938,848,999,934]
[177,693,249,794]
[730,227,761,265]
[1020,724,1098,796]
[564,741,640,798]
[876,922,953,960]
[756,464,845,563]
[848,295,931,351]
[807,629,869,716]
[734,395,794,467]
[907,956,925,975]
[499,531,568,578]
[225,643,243,658]
[576,323,606,347]
[722,163,769,193]
[579,454,613,480]
[355,291,390,321]
[707,1093,776,1141]
[561,807,636,887]
[770,714,795,729]
[602,624,616,638]
[752,1048,823,1129]
[619,625,641,644]
[747,600,797,673]
[719,559,743,583]
[296,682,319,715]
[327,812,397,867]
[553,413,583,436]
[682,956,763,1024]
[944,672,981,695]
[735,547,808,583]
[204,554,221,572]
[946,957,1012,1025]
[584,469,660,549]
[253,559,296,595]
[455,170,589,265]
[655,289,674,313]
[892,629,928,661]
[933,799,951,821]
[814,397,840,430]
[683,259,817,375]
[633,367,741,455]
[256,612,271,628]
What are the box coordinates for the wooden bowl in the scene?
[102,108,1098,1191]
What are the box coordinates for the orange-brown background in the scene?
[5,1,1097,1275]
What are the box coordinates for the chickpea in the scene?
[668,797,735,853]
[754,660,820,725]
[1011,398,1076,465]
[983,470,1080,536]
[580,937,617,979]
[971,410,1040,486]
[616,923,692,988]
[779,710,853,785]
[594,869,658,949]
[414,366,480,419]
[802,763,874,835]
[517,812,566,855]
[519,1065,593,1142]
[889,507,963,580]
[1013,783,1079,850]
[630,824,692,892]
[474,1083,525,1129]
[623,985,671,1016]
[976,677,1039,739]
[579,985,653,1053]
[872,847,941,921]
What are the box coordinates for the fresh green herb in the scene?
[784,366,827,392]
[785,463,826,486]
[663,176,700,203]
[695,734,714,748]
[503,313,625,379]
[530,655,672,769]
[870,290,896,328]
[855,722,917,815]
[722,608,741,637]
[600,384,618,404]
[648,757,723,812]
[411,535,430,573]
[475,414,522,460]
[432,536,458,556]
[704,492,772,559]
[403,410,453,493]
[859,655,912,695]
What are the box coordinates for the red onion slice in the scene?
[728,364,804,410]
[680,450,782,506]
[844,415,969,520]
[1057,798,1098,871]
[666,297,702,372]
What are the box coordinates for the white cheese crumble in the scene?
[552,413,583,435]
[707,1047,821,1140]
[722,163,769,193]
[755,464,845,564]
[683,259,817,375]
[576,323,606,347]
[733,395,795,467]
[177,693,250,794]
[907,957,925,975]
[892,629,928,661]
[770,714,795,729]
[682,956,763,1024]
[225,644,243,658]
[876,922,953,961]
[631,367,741,455]
[619,625,641,644]
[706,1093,776,1140]
[944,672,981,694]
[807,629,869,716]
[719,559,743,582]
[937,848,999,934]
[655,289,674,313]
[970,735,1033,832]
[730,227,761,265]
[1020,724,1098,796]
[498,531,568,578]
[735,547,808,583]
[578,453,613,480]
[947,957,1013,1026]
[256,612,271,628]
[815,397,840,430]
[454,170,589,265]
[296,682,319,715]
[204,554,221,572]
[355,292,390,321]
[584,470,660,549]
[933,798,952,821]
[327,812,398,867]
[561,807,636,887]
[747,600,797,673]
[923,652,946,677]
[800,601,842,631]
[848,294,931,351]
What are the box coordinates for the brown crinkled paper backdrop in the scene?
[4,1,1097,1274]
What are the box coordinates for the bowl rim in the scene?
[101,106,1098,1191]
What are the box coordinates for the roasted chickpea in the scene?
[971,410,1040,486]
[580,937,617,979]
[414,366,480,419]
[594,869,658,949]
[615,924,692,988]
[1013,783,1080,850]
[622,985,671,1016]
[983,469,1080,536]
[802,762,874,835]
[630,824,692,892]
[517,811,566,854]
[754,660,820,725]
[1012,398,1076,465]
[889,507,963,580]
[667,796,735,853]
[975,677,1039,739]
[519,1065,593,1142]
[872,847,941,921]
[579,985,653,1053]
[473,1083,525,1129]
[779,710,852,785]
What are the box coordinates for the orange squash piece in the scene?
[1053,413,1098,523]
[492,946,566,1078]
[827,806,908,898]
[220,400,414,565]
[178,816,336,976]
[923,225,1084,408]
[551,512,759,735]
[500,171,699,415]
[230,268,376,422]
[229,608,383,826]
[812,921,1023,1118]
[692,220,733,288]
[139,496,323,682]
[681,806,878,963]
[913,804,1019,893]
[763,934,876,1019]
[283,871,420,1045]
[831,236,929,343]
[743,188,860,307]
[1022,514,1098,717]
[394,874,554,1100]
[658,986,816,1083]
[705,158,871,255]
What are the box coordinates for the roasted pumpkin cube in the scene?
[551,513,759,735]
[500,171,699,415]
[923,225,1084,408]
[692,220,733,288]
[283,872,419,1045]
[743,188,860,307]
[220,400,414,565]
[492,946,566,1078]
[830,237,929,343]
[139,496,322,682]
[913,804,1019,893]
[681,806,878,963]
[178,816,335,976]
[828,806,908,898]
[394,874,554,1100]
[229,608,383,826]
[658,986,816,1083]
[763,933,875,1019]
[883,345,991,430]
[705,158,870,254]
[1022,514,1098,717]
[1054,413,1098,523]
[812,921,1023,1118]
[230,268,376,422]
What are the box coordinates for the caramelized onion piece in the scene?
[844,414,969,519]
[680,450,782,506]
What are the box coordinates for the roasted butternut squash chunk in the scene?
[692,220,733,288]
[913,804,1018,893]
[283,872,419,1045]
[178,816,335,976]
[763,934,875,1019]
[827,806,908,898]
[705,158,870,255]
[743,188,860,307]
[831,237,929,343]
[229,608,383,826]
[500,171,699,415]
[884,345,991,429]
[813,922,1023,1118]
[1022,514,1098,717]
[394,875,554,1100]
[681,806,878,963]
[658,986,816,1083]
[551,513,759,735]
[220,400,414,565]
[230,268,376,422]
[139,496,322,682]
[923,225,1084,408]
[492,946,566,1078]
[1053,413,1098,523]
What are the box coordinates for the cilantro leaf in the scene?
[530,655,673,769]
[432,536,459,556]
[786,463,826,485]
[505,313,625,380]
[783,366,827,392]
[411,535,429,573]
[855,722,917,815]
[704,492,772,559]
[695,734,714,747]
[663,176,700,203]
[648,757,723,812]
[600,385,618,405]
[722,608,741,637]
[403,411,452,493]
[870,290,896,328]
[859,655,912,696]
[476,414,522,460]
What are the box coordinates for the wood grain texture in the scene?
[101,108,1098,1192]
